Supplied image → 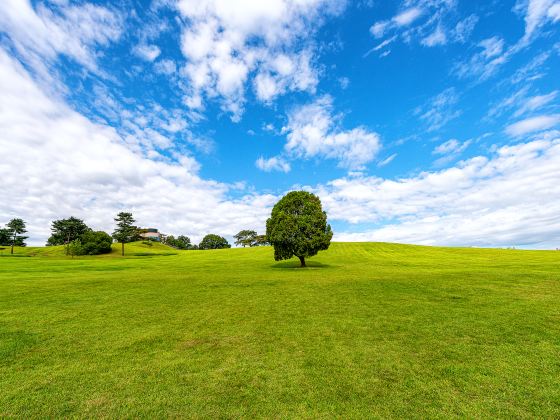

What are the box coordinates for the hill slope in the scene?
[1,240,178,257]
[1,243,559,417]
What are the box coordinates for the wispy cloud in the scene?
[505,114,560,136]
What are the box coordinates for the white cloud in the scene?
[452,14,479,43]
[433,139,470,155]
[255,156,291,173]
[393,7,423,26]
[505,114,560,136]
[282,96,381,170]
[514,91,558,116]
[422,25,447,46]
[317,137,560,248]
[133,44,161,62]
[0,0,123,74]
[516,0,560,44]
[377,153,397,167]
[415,87,461,131]
[154,58,177,75]
[453,36,510,81]
[0,48,275,245]
[175,0,343,120]
[369,1,466,51]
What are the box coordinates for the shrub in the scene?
[80,231,113,255]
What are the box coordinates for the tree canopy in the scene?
[199,234,231,250]
[266,191,332,267]
[234,230,257,247]
[6,218,28,254]
[80,231,113,255]
[164,235,194,250]
[47,217,91,252]
[112,212,138,256]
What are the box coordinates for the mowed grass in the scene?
[1,242,559,418]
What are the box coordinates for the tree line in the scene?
[1,213,268,256]
[2,191,333,266]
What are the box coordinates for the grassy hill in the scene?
[0,240,178,257]
[1,243,559,417]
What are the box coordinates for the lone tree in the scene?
[112,212,138,256]
[266,191,332,267]
[6,218,28,255]
[234,230,257,247]
[47,217,91,254]
[199,234,231,250]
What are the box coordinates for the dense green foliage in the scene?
[5,218,28,254]
[112,212,138,256]
[164,235,194,250]
[266,191,332,266]
[46,217,90,247]
[199,234,231,249]
[79,231,113,255]
[1,243,559,417]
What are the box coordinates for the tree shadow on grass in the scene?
[270,260,335,269]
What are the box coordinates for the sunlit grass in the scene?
[1,242,559,417]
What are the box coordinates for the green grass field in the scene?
[1,242,559,418]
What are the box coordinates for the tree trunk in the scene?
[121,242,125,256]
[11,233,15,254]
[298,256,306,267]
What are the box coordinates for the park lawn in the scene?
[0,242,559,418]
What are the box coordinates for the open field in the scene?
[1,242,559,417]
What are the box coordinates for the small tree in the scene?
[112,212,138,256]
[67,240,83,259]
[47,217,91,255]
[266,191,332,267]
[6,218,28,255]
[234,230,257,247]
[199,234,231,250]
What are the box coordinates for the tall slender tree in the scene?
[112,212,138,256]
[6,218,27,255]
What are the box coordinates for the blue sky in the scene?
[1,0,560,247]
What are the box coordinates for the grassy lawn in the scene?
[1,242,559,417]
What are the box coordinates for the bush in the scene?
[79,231,113,255]
[199,234,231,250]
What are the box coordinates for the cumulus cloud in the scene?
[282,96,381,170]
[0,48,275,245]
[317,137,560,248]
[174,0,343,120]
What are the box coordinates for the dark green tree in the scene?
[80,231,113,255]
[175,235,192,250]
[112,212,138,256]
[266,191,332,267]
[47,217,91,255]
[234,230,257,247]
[0,228,10,246]
[6,218,28,255]
[199,234,231,250]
